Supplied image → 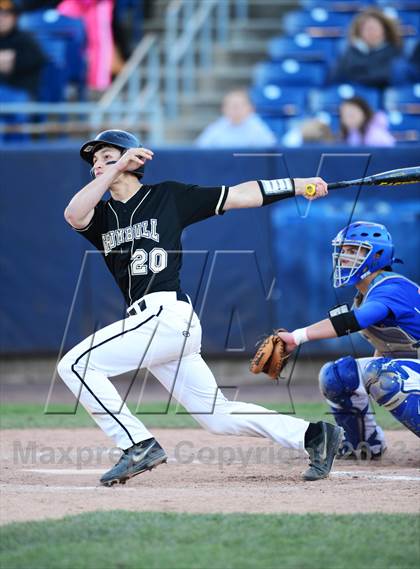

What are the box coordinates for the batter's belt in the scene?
[127,291,190,316]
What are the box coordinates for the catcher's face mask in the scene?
[332,241,372,288]
[331,221,397,288]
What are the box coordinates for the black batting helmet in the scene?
[79,129,145,178]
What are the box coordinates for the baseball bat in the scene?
[304,166,420,196]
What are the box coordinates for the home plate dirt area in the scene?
[1,428,419,524]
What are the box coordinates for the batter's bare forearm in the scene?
[64,165,120,226]
[224,177,328,210]
[224,181,262,209]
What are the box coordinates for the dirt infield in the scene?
[1,428,419,525]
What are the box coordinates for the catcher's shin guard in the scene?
[319,357,386,458]
[365,358,420,437]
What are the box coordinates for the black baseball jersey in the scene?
[74,181,229,306]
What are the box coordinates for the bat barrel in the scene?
[327,166,420,190]
[305,166,420,195]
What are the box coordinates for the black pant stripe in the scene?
[70,306,163,447]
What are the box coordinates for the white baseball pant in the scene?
[57,292,309,450]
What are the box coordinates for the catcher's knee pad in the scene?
[319,356,359,408]
[365,358,420,437]
[319,356,385,457]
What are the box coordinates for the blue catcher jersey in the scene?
[353,272,420,358]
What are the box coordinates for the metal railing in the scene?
[164,0,249,118]
[0,33,163,143]
[0,0,250,142]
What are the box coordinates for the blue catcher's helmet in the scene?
[332,221,395,288]
[79,129,144,178]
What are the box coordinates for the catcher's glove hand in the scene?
[249,329,291,380]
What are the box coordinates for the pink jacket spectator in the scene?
[58,0,114,91]
[346,111,395,147]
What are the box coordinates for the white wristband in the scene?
[291,327,309,346]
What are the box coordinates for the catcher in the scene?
[251,221,420,458]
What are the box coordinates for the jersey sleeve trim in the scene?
[73,221,94,232]
[215,186,229,215]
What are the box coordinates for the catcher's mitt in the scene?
[250,329,291,380]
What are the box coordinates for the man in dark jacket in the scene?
[0,0,46,99]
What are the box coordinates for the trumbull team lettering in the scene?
[102,219,159,255]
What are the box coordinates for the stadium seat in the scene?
[0,85,30,143]
[300,1,374,10]
[254,60,327,87]
[35,36,68,102]
[19,9,87,100]
[268,35,338,63]
[381,7,420,35]
[403,37,419,58]
[309,84,382,114]
[261,116,285,140]
[282,9,352,37]
[250,85,307,117]
[375,0,420,10]
[384,84,420,113]
[387,111,420,142]
[313,111,341,134]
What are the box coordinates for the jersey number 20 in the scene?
[131,248,168,275]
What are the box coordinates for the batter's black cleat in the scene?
[100,438,167,487]
[302,422,344,482]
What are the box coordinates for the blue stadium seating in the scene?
[34,36,68,102]
[376,0,420,10]
[250,85,307,117]
[387,111,420,142]
[19,9,87,101]
[403,37,419,58]
[268,35,338,63]
[312,111,341,133]
[301,0,420,12]
[254,60,327,87]
[381,7,420,35]
[300,1,374,10]
[262,117,285,140]
[309,84,382,114]
[384,84,420,113]
[282,9,352,37]
[0,85,30,143]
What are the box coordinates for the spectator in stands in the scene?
[112,0,151,75]
[339,96,395,147]
[58,0,114,94]
[408,40,420,81]
[196,89,277,148]
[19,1,61,8]
[0,0,46,99]
[282,117,334,147]
[330,8,402,88]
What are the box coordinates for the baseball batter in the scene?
[58,129,343,486]
[278,221,420,459]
